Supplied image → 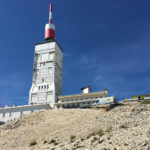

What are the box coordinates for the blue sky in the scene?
[0,0,150,106]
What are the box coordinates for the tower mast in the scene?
[45,4,55,40]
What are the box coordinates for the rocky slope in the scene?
[0,101,150,150]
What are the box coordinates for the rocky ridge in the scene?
[0,101,150,150]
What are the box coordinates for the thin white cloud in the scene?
[77,54,98,68]
[94,75,103,82]
[79,55,89,64]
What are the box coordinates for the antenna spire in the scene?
[45,3,55,40]
[49,4,52,24]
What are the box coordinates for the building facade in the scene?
[58,89,108,108]
[0,104,50,123]
[29,39,63,108]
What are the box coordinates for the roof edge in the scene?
[35,39,63,53]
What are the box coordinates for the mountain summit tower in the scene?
[29,4,63,108]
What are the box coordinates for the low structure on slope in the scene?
[0,104,50,123]
[58,88,108,108]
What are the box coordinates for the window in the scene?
[20,111,23,116]
[41,68,47,74]
[39,93,46,100]
[47,91,53,94]
[36,54,40,62]
[9,112,12,117]
[48,67,53,74]
[3,113,5,118]
[49,53,54,60]
[96,100,99,103]
[41,54,49,61]
[32,93,37,102]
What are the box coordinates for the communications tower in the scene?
[29,4,63,108]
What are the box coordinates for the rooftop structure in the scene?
[81,85,92,94]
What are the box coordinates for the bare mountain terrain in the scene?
[0,101,150,150]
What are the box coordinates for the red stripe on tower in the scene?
[45,3,55,40]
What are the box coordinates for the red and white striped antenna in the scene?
[49,4,52,24]
[45,3,55,40]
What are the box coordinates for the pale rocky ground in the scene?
[1,102,150,150]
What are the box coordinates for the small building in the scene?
[81,85,92,94]
[58,89,108,108]
[0,104,50,123]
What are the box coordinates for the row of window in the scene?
[62,102,93,108]
[35,76,53,84]
[37,62,51,67]
[35,52,62,64]
[38,85,49,90]
[36,53,54,62]
[31,91,53,101]
[61,96,104,102]
[36,67,53,75]
[2,110,34,118]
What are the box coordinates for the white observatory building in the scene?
[29,41,62,108]
[29,4,62,108]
